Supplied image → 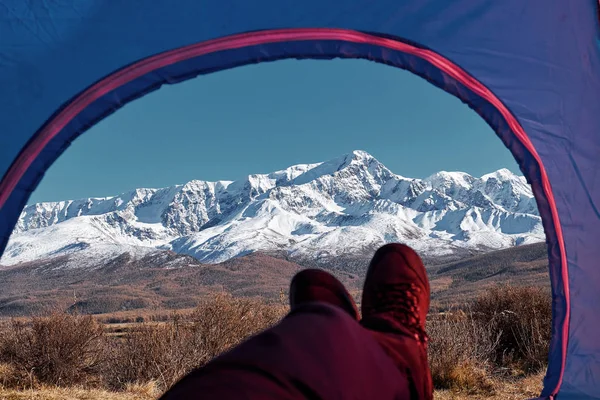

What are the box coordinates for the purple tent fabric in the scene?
[1,2,599,398]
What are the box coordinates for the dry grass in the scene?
[434,371,545,399]
[0,385,156,400]
[95,309,195,325]
[0,374,544,400]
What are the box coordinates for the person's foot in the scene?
[360,243,432,400]
[289,268,359,320]
[361,243,430,340]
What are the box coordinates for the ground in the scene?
[0,373,544,400]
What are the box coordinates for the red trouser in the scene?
[160,303,412,399]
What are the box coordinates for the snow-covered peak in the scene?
[345,149,378,165]
[268,162,321,183]
[424,171,475,190]
[340,150,386,169]
[481,168,519,181]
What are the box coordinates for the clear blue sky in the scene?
[29,59,521,204]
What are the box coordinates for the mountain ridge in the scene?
[2,150,544,269]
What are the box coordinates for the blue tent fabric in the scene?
[1,2,599,398]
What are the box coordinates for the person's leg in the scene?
[360,243,433,400]
[160,271,410,400]
[293,262,434,400]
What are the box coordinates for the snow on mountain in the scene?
[1,150,544,268]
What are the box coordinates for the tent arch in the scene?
[0,29,568,398]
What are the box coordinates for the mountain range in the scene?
[1,150,544,270]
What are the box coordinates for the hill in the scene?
[429,242,549,304]
[0,242,550,316]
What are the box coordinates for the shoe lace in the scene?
[364,282,429,345]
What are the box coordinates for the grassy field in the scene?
[0,286,551,399]
[0,385,155,400]
[0,376,544,400]
[0,374,544,400]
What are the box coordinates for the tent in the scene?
[1,2,599,398]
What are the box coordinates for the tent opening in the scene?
[1,53,553,397]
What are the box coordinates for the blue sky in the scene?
[29,59,520,204]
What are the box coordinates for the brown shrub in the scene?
[105,317,195,391]
[107,293,287,391]
[471,285,551,372]
[0,312,106,387]
[186,293,286,359]
[427,310,498,393]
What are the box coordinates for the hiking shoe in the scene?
[289,268,359,320]
[360,243,432,400]
[360,243,430,342]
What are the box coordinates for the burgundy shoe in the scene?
[361,243,430,340]
[290,269,359,320]
[360,243,432,400]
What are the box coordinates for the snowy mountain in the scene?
[1,150,544,269]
